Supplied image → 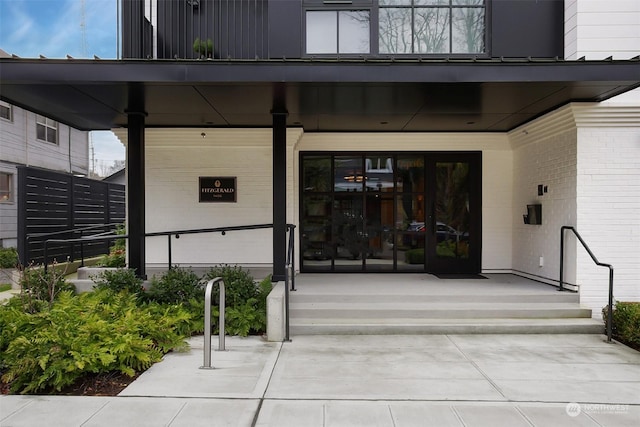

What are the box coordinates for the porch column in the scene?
[272,110,287,281]
[126,92,147,278]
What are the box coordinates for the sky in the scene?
[0,0,125,173]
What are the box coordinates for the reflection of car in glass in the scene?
[407,221,468,242]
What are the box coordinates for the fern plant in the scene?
[0,289,192,394]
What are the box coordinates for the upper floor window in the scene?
[379,0,485,54]
[307,10,371,54]
[36,115,58,144]
[0,101,12,122]
[0,172,13,202]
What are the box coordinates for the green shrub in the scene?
[0,247,18,269]
[19,264,75,312]
[202,265,259,308]
[147,267,203,305]
[92,268,144,295]
[603,301,640,350]
[198,268,272,337]
[226,298,265,336]
[99,225,126,268]
[0,289,191,394]
[404,248,424,264]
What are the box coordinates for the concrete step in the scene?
[290,292,579,304]
[70,279,95,293]
[289,302,592,319]
[290,318,605,335]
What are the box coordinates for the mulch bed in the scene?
[1,371,140,396]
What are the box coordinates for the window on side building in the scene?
[0,173,13,202]
[36,115,58,144]
[0,101,12,122]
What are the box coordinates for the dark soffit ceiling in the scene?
[0,57,638,132]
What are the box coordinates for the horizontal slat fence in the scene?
[18,166,125,266]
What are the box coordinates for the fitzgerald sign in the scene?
[199,177,237,203]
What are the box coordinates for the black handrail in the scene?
[284,224,296,342]
[25,223,121,266]
[42,222,297,341]
[560,226,614,342]
[43,234,127,273]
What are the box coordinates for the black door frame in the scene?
[425,152,482,274]
[299,151,482,274]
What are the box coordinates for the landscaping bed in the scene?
[604,301,640,352]
[0,265,271,395]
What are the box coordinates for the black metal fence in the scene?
[17,166,125,266]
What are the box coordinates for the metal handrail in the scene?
[201,277,225,369]
[41,222,297,342]
[41,223,292,271]
[25,223,121,266]
[283,224,296,342]
[43,234,127,273]
[146,223,274,269]
[560,226,614,342]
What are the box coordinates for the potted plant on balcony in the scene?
[193,37,214,59]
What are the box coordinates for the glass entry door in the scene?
[300,152,481,273]
[426,154,481,273]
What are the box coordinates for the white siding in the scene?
[0,104,89,247]
[0,106,88,174]
[0,163,18,246]
[565,0,640,60]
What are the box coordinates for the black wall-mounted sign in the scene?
[199,177,237,203]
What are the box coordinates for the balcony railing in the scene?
[123,0,269,60]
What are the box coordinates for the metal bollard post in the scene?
[201,277,225,369]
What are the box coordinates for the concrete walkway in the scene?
[2,334,640,426]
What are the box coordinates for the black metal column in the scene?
[272,111,287,281]
[126,93,147,279]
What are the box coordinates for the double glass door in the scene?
[300,152,481,273]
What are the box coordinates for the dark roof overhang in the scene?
[1,57,639,132]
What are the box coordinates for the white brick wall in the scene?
[136,128,302,268]
[510,103,640,316]
[511,125,578,286]
[576,127,640,312]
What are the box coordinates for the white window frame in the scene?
[36,115,58,144]
[0,100,12,122]
[0,172,13,203]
